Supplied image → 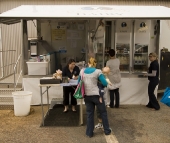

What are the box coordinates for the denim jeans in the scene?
[84,95,111,137]
[96,85,105,119]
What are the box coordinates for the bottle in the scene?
[135,56,138,64]
[28,50,31,60]
[120,56,123,65]
[138,56,142,64]
[137,56,140,64]
[43,55,46,62]
[105,47,108,53]
[142,56,145,64]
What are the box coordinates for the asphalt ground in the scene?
[0,95,170,143]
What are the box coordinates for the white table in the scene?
[104,77,158,106]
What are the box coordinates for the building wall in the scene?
[0,0,170,76]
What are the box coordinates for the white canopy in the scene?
[1,5,170,24]
[1,5,170,19]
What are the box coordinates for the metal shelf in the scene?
[120,64,129,66]
[134,53,148,54]
[117,53,129,55]
[134,64,147,65]
[96,53,103,54]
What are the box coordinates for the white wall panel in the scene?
[160,20,170,51]
[1,23,22,76]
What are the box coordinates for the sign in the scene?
[67,30,82,39]
[52,27,66,40]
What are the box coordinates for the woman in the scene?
[78,57,111,137]
[106,49,121,108]
[144,52,160,110]
[62,59,80,113]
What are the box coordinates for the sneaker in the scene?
[95,123,103,129]
[105,128,112,135]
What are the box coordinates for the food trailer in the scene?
[1,5,170,105]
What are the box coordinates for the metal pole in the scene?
[14,70,16,91]
[40,86,44,126]
[21,19,24,76]
[131,20,135,74]
[80,99,83,125]
[0,26,4,78]
[47,86,50,114]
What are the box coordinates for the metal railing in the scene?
[0,50,16,79]
[0,50,22,91]
[13,54,22,91]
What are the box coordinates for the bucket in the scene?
[12,91,32,116]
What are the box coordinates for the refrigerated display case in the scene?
[116,43,130,72]
[94,20,150,74]
[159,52,170,90]
[115,19,132,73]
[95,43,104,69]
[95,44,111,69]
[133,44,148,73]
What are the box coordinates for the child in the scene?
[98,67,112,103]
[95,67,112,129]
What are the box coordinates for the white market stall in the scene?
[1,5,170,105]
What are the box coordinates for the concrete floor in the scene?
[0,96,170,143]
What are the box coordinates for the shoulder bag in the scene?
[73,69,85,99]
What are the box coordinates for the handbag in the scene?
[107,82,121,90]
[160,87,170,107]
[73,69,85,99]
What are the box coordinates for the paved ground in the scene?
[0,95,170,143]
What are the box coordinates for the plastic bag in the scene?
[73,79,85,99]
[160,87,170,107]
[73,69,85,99]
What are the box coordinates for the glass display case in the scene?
[116,43,130,72]
[133,44,148,73]
[95,43,104,69]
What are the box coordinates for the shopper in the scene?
[62,59,80,113]
[106,49,121,108]
[144,52,160,110]
[95,67,112,129]
[78,57,112,137]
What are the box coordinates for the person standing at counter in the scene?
[144,53,160,110]
[106,49,121,108]
[78,57,112,137]
[62,59,80,113]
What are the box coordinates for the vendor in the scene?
[62,59,80,113]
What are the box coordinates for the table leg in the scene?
[47,86,50,114]
[40,86,44,126]
[80,99,83,125]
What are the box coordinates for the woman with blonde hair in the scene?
[144,52,160,110]
[78,57,111,137]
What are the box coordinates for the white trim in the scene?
[1,5,170,19]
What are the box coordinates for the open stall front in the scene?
[1,5,170,106]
